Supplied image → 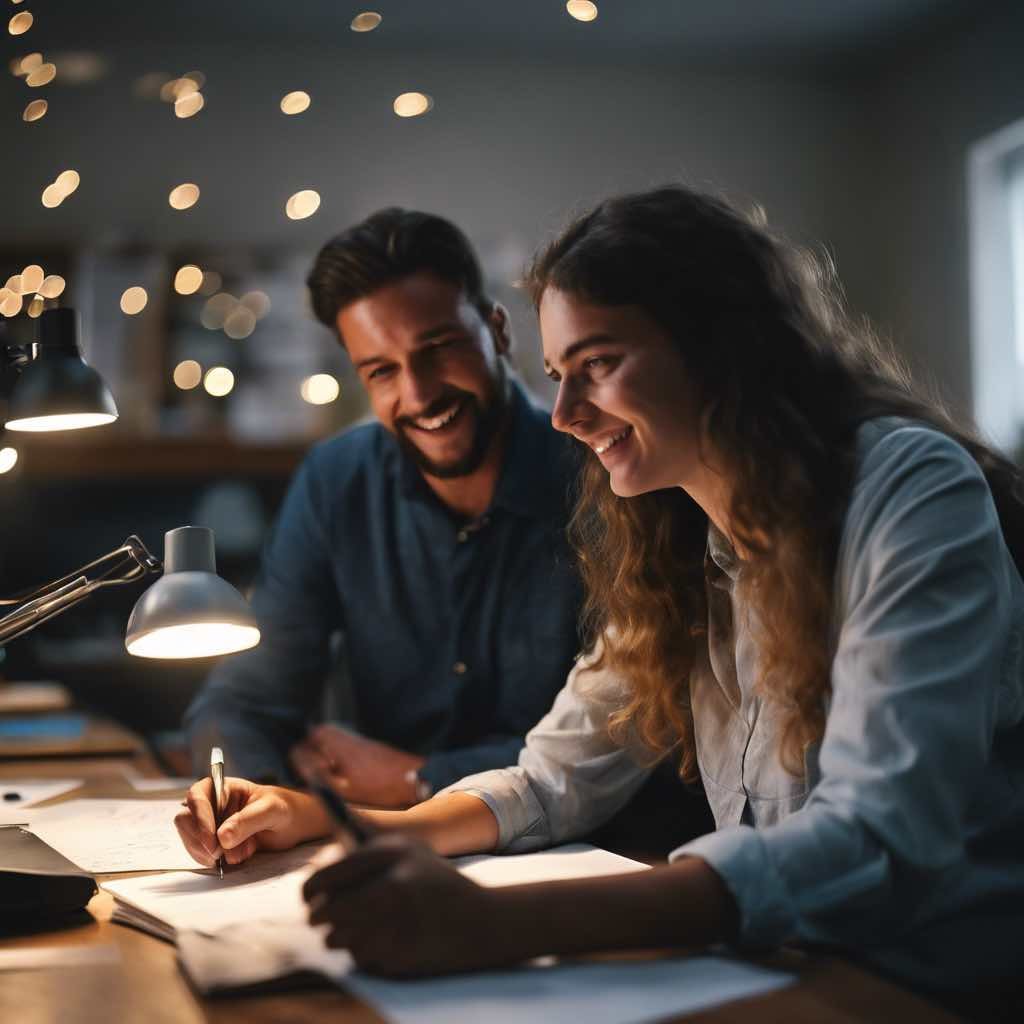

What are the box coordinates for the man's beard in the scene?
[395,386,507,480]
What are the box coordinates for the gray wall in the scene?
[835,0,1024,424]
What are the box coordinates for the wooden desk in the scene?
[0,763,963,1024]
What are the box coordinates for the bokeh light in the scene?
[174,264,203,295]
[393,92,432,117]
[350,12,382,32]
[203,366,235,397]
[120,286,148,315]
[173,359,203,390]
[300,373,341,405]
[280,91,311,115]
[168,183,200,210]
[286,189,321,220]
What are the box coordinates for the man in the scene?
[184,209,581,807]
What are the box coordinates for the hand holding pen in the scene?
[210,746,226,879]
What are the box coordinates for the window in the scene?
[968,118,1024,455]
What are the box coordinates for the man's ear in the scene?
[488,302,513,357]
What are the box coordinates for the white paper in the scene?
[345,956,794,1024]
[455,844,648,887]
[25,798,206,872]
[129,777,194,792]
[104,840,337,936]
[0,945,120,972]
[0,778,84,809]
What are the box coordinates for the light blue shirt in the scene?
[445,419,1024,994]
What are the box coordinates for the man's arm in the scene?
[184,455,342,782]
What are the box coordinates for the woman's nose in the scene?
[550,379,587,434]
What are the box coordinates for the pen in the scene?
[308,769,373,844]
[210,746,225,879]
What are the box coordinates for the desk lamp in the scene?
[0,526,259,658]
[3,307,118,432]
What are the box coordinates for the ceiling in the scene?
[21,0,983,68]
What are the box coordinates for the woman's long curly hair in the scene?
[526,185,1024,780]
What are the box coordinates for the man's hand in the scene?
[303,834,505,977]
[289,724,427,808]
[174,777,332,867]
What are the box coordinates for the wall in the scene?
[836,0,1024,430]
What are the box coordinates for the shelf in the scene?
[14,434,308,479]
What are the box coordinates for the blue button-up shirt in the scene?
[185,383,581,791]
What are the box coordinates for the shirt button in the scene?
[456,530,469,543]
[453,661,468,676]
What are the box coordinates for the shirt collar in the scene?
[707,522,742,581]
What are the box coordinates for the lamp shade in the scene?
[4,308,118,432]
[125,527,260,659]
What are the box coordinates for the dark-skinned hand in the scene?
[303,833,505,977]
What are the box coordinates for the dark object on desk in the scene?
[0,826,96,917]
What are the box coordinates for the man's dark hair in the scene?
[306,208,493,329]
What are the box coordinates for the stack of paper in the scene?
[104,841,334,942]
[11,799,205,872]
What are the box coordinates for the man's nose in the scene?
[399,364,444,414]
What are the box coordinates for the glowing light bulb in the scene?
[393,92,432,118]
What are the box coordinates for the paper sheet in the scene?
[455,844,648,887]
[25,799,206,872]
[104,841,338,937]
[345,956,794,1024]
[0,778,84,808]
[0,779,84,825]
[129,777,194,792]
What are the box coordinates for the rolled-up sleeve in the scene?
[442,642,654,852]
[675,426,1013,948]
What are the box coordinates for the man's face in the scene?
[338,272,510,479]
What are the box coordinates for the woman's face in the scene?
[540,287,706,498]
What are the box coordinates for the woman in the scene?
[176,186,1024,1003]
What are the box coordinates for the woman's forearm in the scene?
[360,792,500,856]
[484,856,739,963]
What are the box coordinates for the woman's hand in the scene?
[303,834,505,977]
[174,777,331,867]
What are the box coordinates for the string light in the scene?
[168,183,200,210]
[22,98,47,121]
[173,360,202,390]
[120,286,148,315]
[174,91,204,118]
[20,264,43,294]
[0,448,19,475]
[280,91,311,115]
[8,11,33,36]
[203,366,234,397]
[55,169,80,197]
[566,1,598,21]
[393,92,432,118]
[285,189,320,220]
[300,373,340,405]
[41,183,63,208]
[25,62,55,86]
[39,274,65,298]
[350,12,382,32]
[173,265,203,295]
[223,306,256,339]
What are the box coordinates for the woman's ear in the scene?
[488,303,513,356]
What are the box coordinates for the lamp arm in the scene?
[0,536,162,646]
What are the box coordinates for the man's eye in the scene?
[584,355,616,373]
[368,366,394,381]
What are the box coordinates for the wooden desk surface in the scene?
[0,762,963,1024]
